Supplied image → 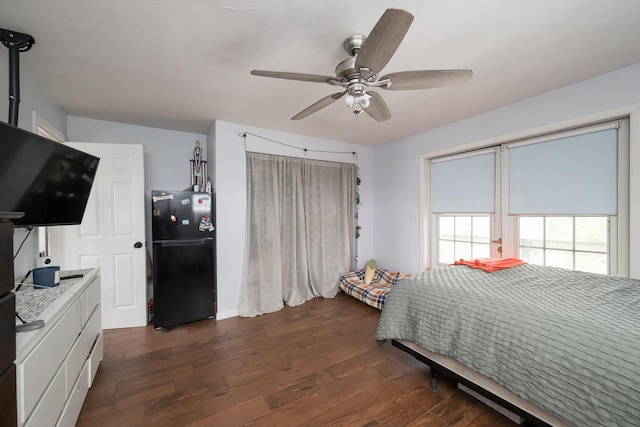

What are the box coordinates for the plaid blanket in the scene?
[338,268,412,310]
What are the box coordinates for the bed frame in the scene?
[391,339,570,427]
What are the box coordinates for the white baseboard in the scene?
[216,309,238,320]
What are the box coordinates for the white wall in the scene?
[1,48,68,279]
[67,115,207,247]
[214,120,374,318]
[67,116,207,298]
[373,62,640,277]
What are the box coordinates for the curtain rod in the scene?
[242,132,359,163]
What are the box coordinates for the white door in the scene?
[61,142,147,329]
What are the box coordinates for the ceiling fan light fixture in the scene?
[345,92,370,112]
[360,93,371,108]
[344,81,370,112]
[344,94,355,107]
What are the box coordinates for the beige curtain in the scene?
[238,152,356,317]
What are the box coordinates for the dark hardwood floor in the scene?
[77,293,518,426]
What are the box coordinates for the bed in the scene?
[375,263,640,427]
[338,267,411,309]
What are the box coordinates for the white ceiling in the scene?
[1,0,640,146]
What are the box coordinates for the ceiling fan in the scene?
[250,8,472,122]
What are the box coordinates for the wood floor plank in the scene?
[76,401,145,427]
[374,384,443,425]
[245,392,328,426]
[191,395,271,427]
[200,375,279,417]
[90,353,153,386]
[263,370,336,410]
[113,376,176,407]
[407,413,449,427]
[78,293,523,426]
[174,358,239,394]
[303,388,383,426]
[224,357,291,389]
[139,381,216,424]
[431,389,490,426]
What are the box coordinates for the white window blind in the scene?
[508,125,618,215]
[431,150,495,213]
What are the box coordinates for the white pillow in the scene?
[364,259,377,285]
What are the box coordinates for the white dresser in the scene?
[15,269,103,427]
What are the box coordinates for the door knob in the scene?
[134,241,143,248]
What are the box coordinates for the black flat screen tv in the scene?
[0,121,100,227]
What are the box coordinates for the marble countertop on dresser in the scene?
[15,268,100,356]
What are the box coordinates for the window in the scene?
[424,118,629,275]
[429,149,500,266]
[507,121,624,275]
[518,216,608,274]
[438,215,491,264]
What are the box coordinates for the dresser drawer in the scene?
[81,306,101,361]
[65,337,82,400]
[80,277,101,327]
[24,363,66,427]
[18,299,81,422]
[88,331,103,387]
[56,360,90,427]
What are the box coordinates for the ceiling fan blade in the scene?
[355,9,414,75]
[251,70,335,83]
[381,70,473,90]
[291,91,347,120]
[364,91,391,122]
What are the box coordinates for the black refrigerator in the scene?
[151,190,216,329]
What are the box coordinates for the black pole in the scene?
[0,28,35,126]
[8,45,19,126]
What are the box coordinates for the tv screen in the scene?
[0,121,100,227]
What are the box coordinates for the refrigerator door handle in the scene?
[157,238,213,247]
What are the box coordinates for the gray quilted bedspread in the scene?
[375,264,640,427]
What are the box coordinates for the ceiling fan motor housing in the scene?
[335,58,357,79]
[343,34,366,57]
